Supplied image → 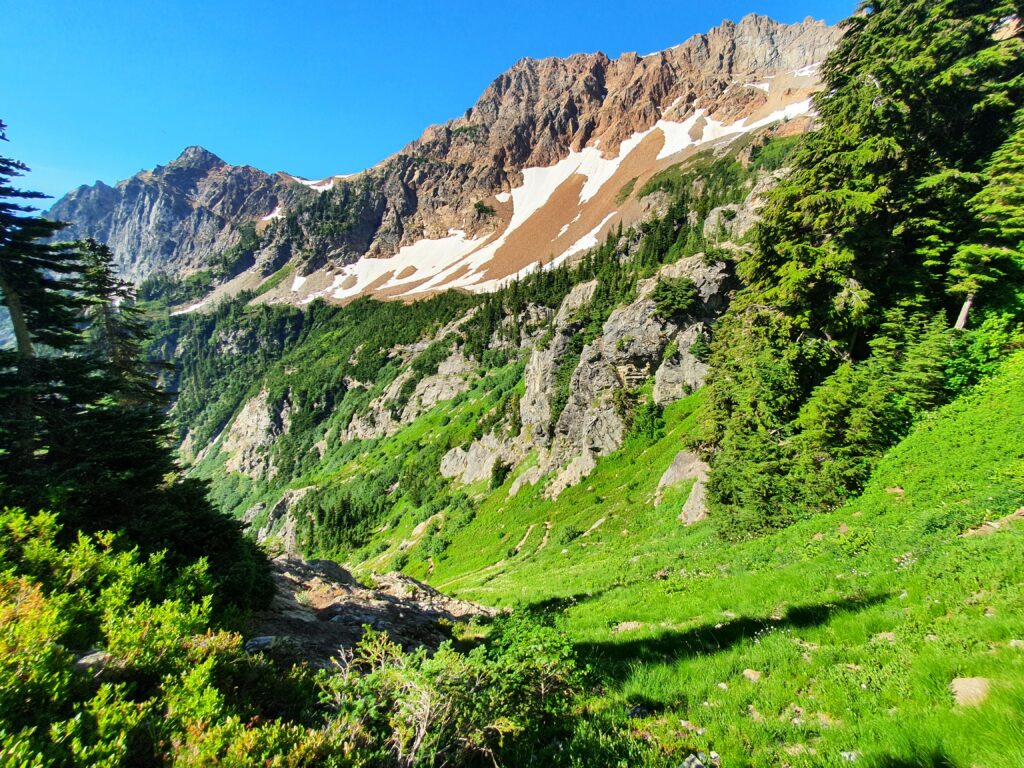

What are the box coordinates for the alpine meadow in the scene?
[1,1,1023,766]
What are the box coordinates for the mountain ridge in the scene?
[48,14,841,302]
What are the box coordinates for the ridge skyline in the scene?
[2,1,855,200]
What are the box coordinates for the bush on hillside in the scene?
[0,507,585,766]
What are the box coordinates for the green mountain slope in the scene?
[368,353,1024,766]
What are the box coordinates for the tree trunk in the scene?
[0,270,34,360]
[0,268,37,468]
[954,293,974,330]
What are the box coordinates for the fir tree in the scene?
[698,0,1024,537]
[0,120,87,488]
[950,108,1024,327]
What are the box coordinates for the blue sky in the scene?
[1,0,855,200]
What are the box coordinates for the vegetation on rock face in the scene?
[652,276,700,321]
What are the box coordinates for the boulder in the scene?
[656,450,710,525]
[250,555,498,667]
[951,677,990,707]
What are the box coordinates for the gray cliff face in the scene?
[539,255,734,497]
[47,146,306,282]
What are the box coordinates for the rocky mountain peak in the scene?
[168,145,225,172]
[47,14,842,299]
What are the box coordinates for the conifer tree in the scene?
[698,0,1024,536]
[0,120,87,488]
[0,123,271,608]
[951,109,1024,327]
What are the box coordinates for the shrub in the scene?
[652,277,700,320]
[0,510,587,766]
[556,525,583,546]
[490,460,513,489]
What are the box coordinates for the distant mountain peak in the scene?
[47,14,841,295]
[169,145,225,171]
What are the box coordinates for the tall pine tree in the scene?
[0,123,271,610]
[0,120,87,493]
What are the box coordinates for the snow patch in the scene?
[260,204,283,222]
[793,61,822,77]
[290,274,307,292]
[295,93,816,303]
[303,229,487,302]
[552,212,618,268]
[289,172,359,192]
[745,82,770,93]
[171,297,212,316]
[656,98,814,161]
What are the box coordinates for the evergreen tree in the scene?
[698,0,1024,537]
[950,108,1024,327]
[0,120,87,492]
[0,124,271,610]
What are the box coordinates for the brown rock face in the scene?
[447,13,838,166]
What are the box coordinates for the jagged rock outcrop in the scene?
[656,450,710,525]
[539,256,732,497]
[222,388,293,479]
[48,146,306,282]
[242,487,315,555]
[345,348,475,442]
[654,324,709,404]
[704,168,785,247]
[520,280,597,443]
[439,432,526,486]
[403,351,474,417]
[250,555,498,666]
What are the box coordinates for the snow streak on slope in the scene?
[285,96,816,305]
[303,230,486,303]
[657,99,812,160]
[261,205,284,221]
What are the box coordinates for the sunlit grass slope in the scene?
[356,354,1024,767]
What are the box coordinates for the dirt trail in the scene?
[536,520,553,552]
[514,524,536,553]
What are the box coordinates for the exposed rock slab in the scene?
[656,450,710,525]
[250,556,498,666]
[439,432,526,486]
[222,388,292,480]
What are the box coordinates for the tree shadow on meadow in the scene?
[865,753,958,768]
[575,592,892,681]
[520,589,611,616]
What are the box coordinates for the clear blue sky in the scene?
[1,0,855,200]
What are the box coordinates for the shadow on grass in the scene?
[520,589,610,615]
[866,753,957,768]
[577,592,891,680]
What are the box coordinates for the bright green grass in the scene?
[252,262,294,297]
[354,354,1024,767]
